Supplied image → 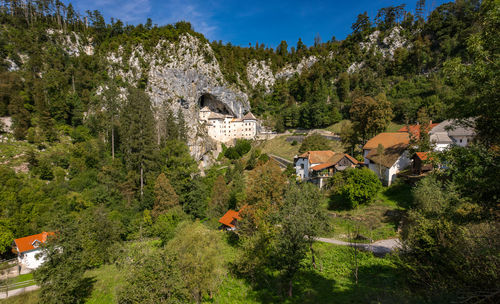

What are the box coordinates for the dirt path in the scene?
[315,237,401,256]
[0,285,39,299]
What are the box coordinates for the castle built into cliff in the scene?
[199,106,257,142]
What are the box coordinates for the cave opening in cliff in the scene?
[198,93,234,116]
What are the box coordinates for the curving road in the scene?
[315,237,401,256]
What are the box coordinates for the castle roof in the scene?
[200,106,211,112]
[208,112,225,120]
[243,112,257,120]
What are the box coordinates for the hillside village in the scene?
[0,0,498,303]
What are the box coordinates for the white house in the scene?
[13,231,54,269]
[363,132,411,186]
[199,107,258,142]
[429,119,475,150]
[294,150,337,180]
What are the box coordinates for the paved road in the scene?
[315,237,401,256]
[269,154,293,168]
[0,285,39,299]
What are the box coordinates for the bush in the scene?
[224,147,240,160]
[234,139,251,156]
[299,134,330,153]
[329,168,382,209]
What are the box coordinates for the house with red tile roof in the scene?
[294,151,359,187]
[13,231,55,269]
[412,152,434,174]
[363,133,411,185]
[397,121,439,139]
[219,209,243,231]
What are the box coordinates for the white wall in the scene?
[19,249,46,269]
[451,135,472,147]
[295,158,309,179]
[367,151,410,186]
[387,151,411,185]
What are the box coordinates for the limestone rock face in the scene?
[106,34,250,162]
[360,26,410,59]
[246,60,275,92]
[349,26,411,74]
[245,56,318,91]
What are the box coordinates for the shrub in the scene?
[299,134,330,153]
[329,168,382,209]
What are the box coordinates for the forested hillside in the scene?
[0,0,498,303]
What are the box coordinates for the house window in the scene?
[460,139,463,143]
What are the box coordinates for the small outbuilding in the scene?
[13,231,55,269]
[219,209,242,231]
[412,152,433,175]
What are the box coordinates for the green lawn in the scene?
[212,242,416,304]
[257,135,345,162]
[0,239,417,304]
[323,182,412,242]
[84,264,125,304]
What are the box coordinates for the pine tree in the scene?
[102,81,120,159]
[177,108,187,141]
[208,175,230,218]
[165,109,179,141]
[152,173,179,217]
[120,88,157,200]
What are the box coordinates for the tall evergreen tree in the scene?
[153,173,179,217]
[120,88,157,200]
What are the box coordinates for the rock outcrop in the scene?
[245,56,318,91]
[106,34,250,162]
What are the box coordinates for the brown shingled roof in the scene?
[363,132,410,150]
[298,150,336,164]
[243,112,257,120]
[366,146,407,168]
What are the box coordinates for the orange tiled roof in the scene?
[344,154,359,165]
[298,150,336,164]
[398,122,439,138]
[415,152,430,161]
[363,133,410,150]
[310,153,358,171]
[14,232,55,253]
[219,210,241,228]
[311,162,334,171]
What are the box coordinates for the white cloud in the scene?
[156,0,218,39]
[71,0,217,38]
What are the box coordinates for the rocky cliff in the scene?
[105,33,253,163]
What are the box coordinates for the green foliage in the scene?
[165,222,226,303]
[298,134,330,153]
[152,206,188,244]
[152,173,179,217]
[329,168,382,209]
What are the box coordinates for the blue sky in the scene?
[65,0,450,48]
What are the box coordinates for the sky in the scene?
[65,0,450,48]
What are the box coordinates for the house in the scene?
[363,133,411,186]
[13,231,55,269]
[199,106,258,142]
[397,121,439,139]
[309,154,359,188]
[219,209,242,231]
[412,152,433,175]
[294,150,336,179]
[294,151,358,187]
[429,119,475,150]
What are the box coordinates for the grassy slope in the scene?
[257,135,345,161]
[326,120,404,134]
[323,182,412,242]
[213,242,416,304]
